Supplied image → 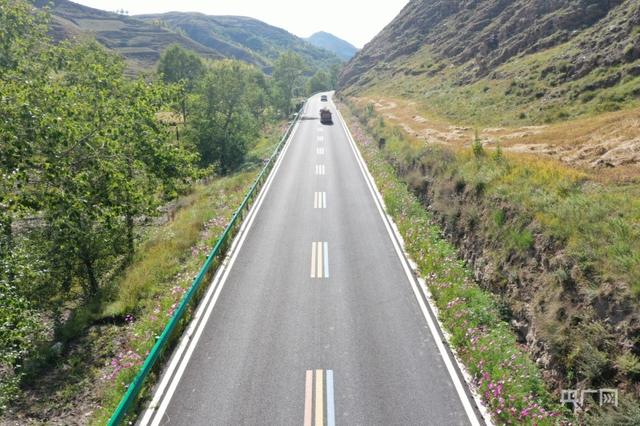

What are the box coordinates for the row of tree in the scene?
[1,3,199,405]
[0,0,341,410]
[157,45,339,173]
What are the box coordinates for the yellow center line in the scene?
[315,369,324,426]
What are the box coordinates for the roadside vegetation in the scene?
[339,98,640,424]
[0,0,331,422]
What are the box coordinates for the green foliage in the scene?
[471,129,485,159]
[328,63,341,89]
[188,60,268,173]
[0,0,196,411]
[0,279,42,412]
[306,69,331,94]
[157,44,205,90]
[271,51,307,115]
[0,0,48,69]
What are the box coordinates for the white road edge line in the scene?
[333,100,489,426]
[139,117,302,426]
[326,369,335,426]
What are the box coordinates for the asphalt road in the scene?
[140,94,483,426]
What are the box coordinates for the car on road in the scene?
[321,95,328,101]
[320,108,332,124]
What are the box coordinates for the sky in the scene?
[72,0,410,48]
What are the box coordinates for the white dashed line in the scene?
[314,192,327,209]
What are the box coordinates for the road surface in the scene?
[140,93,483,425]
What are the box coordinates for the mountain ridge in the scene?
[341,0,640,90]
[136,12,342,73]
[305,31,358,60]
[36,0,342,73]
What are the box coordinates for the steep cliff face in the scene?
[341,0,640,88]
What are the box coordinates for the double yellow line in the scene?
[304,369,335,426]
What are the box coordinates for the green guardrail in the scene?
[108,107,303,425]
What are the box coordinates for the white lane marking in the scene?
[310,242,328,279]
[314,192,326,209]
[326,370,335,426]
[140,117,302,426]
[323,242,329,278]
[315,164,325,175]
[317,136,324,141]
[316,242,323,279]
[310,242,317,278]
[334,104,482,426]
[317,147,325,155]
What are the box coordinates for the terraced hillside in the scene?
[35,0,226,73]
[136,12,342,73]
[36,1,342,74]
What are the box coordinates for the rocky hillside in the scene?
[136,12,342,73]
[340,0,640,126]
[306,31,358,61]
[342,0,639,87]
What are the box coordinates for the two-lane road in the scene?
[140,94,483,425]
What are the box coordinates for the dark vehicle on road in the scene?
[321,95,328,101]
[320,108,332,124]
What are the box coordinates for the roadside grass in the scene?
[451,150,640,294]
[88,127,283,424]
[352,99,640,295]
[90,171,255,424]
[339,104,571,424]
[342,96,640,422]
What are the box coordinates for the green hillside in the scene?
[306,31,358,61]
[35,0,226,73]
[137,12,342,73]
[340,0,640,126]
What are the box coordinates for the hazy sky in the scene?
[72,0,409,48]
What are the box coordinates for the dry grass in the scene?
[352,95,640,183]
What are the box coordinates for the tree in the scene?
[0,1,198,410]
[157,44,205,89]
[306,70,331,94]
[272,51,307,116]
[188,60,268,173]
[157,44,205,122]
[328,63,341,89]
